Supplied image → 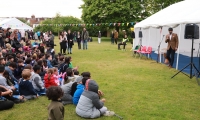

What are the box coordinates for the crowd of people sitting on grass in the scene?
[0,27,114,119]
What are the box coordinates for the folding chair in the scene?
[137,46,147,59]
[141,46,152,59]
[122,43,127,51]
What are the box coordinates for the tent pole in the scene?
[176,24,181,70]
[148,28,150,58]
[159,28,162,63]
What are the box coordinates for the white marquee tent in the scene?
[0,18,33,30]
[134,0,200,69]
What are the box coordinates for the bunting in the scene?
[34,22,136,27]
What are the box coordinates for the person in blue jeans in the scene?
[81,28,89,50]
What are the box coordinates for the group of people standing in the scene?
[59,28,89,55]
[110,30,119,45]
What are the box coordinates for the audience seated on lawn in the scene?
[0,85,15,111]
[71,71,91,101]
[76,80,115,118]
[60,68,75,105]
[30,65,46,96]
[19,69,38,100]
[44,68,58,88]
[0,28,115,119]
[73,77,89,105]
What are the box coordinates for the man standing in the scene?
[49,31,55,49]
[110,31,114,44]
[114,30,118,44]
[165,28,179,68]
[81,28,89,50]
[98,31,101,44]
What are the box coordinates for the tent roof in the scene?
[0,18,33,30]
[135,0,200,28]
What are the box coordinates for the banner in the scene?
[37,22,135,27]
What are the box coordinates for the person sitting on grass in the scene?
[46,54,53,68]
[72,77,89,105]
[68,56,78,70]
[19,69,38,100]
[60,68,75,105]
[71,71,91,97]
[0,65,24,104]
[0,85,14,111]
[118,35,129,50]
[0,65,15,91]
[30,65,46,96]
[76,80,114,118]
[46,86,64,120]
[0,58,6,66]
[5,55,14,66]
[44,68,58,88]
[5,62,18,87]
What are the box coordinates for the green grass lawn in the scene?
[1,37,200,120]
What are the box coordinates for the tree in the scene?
[80,0,183,37]
[145,0,183,14]
[81,0,144,24]
[34,14,83,35]
[81,0,183,23]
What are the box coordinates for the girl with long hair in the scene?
[44,68,58,88]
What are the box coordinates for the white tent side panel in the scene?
[134,24,200,56]
[0,18,33,30]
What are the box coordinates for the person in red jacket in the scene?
[44,68,58,88]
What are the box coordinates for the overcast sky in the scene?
[0,0,83,18]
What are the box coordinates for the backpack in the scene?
[59,63,69,74]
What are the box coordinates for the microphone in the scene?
[163,35,165,36]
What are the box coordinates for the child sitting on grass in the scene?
[76,79,114,118]
[19,69,38,100]
[60,68,77,105]
[72,77,89,105]
[44,69,57,88]
[46,86,64,120]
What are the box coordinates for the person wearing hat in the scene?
[165,28,179,68]
[98,31,101,44]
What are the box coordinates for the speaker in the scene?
[139,31,143,38]
[184,23,199,39]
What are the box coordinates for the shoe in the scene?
[68,52,69,54]
[103,111,115,116]
[118,48,121,50]
[70,52,72,54]
[63,53,66,55]
[13,99,25,104]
